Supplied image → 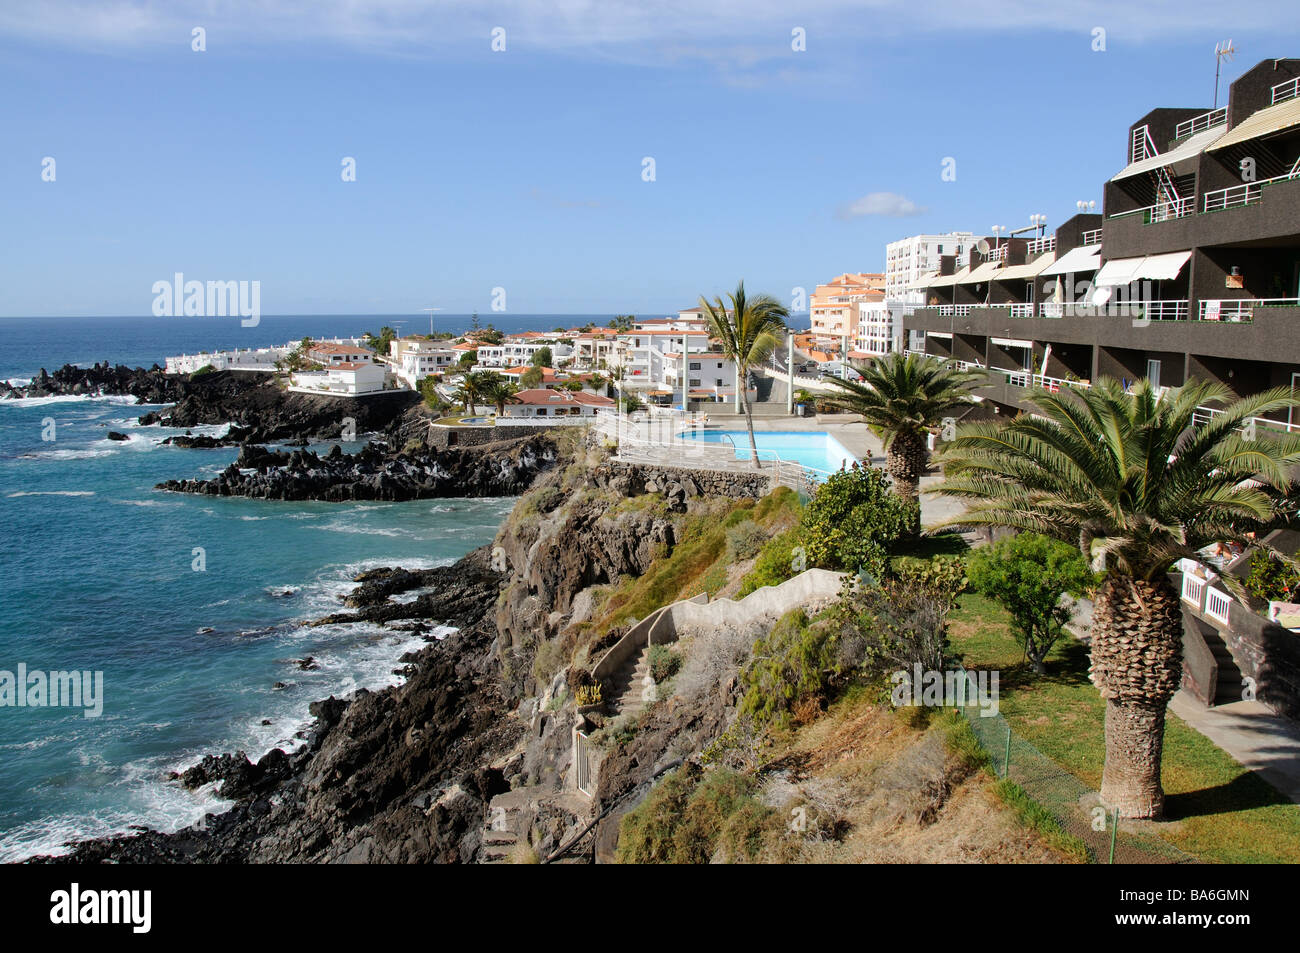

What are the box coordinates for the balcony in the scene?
[1026,236,1055,256]
[1108,196,1195,226]
[1192,404,1300,435]
[1081,228,1103,246]
[986,246,1008,264]
[1274,76,1300,105]
[1199,297,1300,323]
[1173,106,1227,141]
[1203,163,1300,212]
[1135,299,1190,321]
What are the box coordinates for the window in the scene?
[536,408,547,416]
[689,362,701,370]
[715,378,723,387]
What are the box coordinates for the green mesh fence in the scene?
[955,669,1198,864]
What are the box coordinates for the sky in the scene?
[2,1,1299,318]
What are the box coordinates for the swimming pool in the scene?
[681,430,856,478]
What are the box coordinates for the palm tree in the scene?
[476,373,515,415]
[699,281,789,468]
[937,378,1300,819]
[821,352,982,522]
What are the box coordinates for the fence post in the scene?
[1109,808,1119,864]
[1003,724,1012,778]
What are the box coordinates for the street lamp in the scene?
[1076,200,1096,212]
[1030,213,1048,237]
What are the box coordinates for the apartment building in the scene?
[885,233,978,302]
[904,57,1300,427]
[476,339,574,368]
[808,273,885,342]
[901,58,1300,716]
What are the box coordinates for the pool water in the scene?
[682,430,856,477]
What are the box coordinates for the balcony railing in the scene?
[1199,297,1300,322]
[1026,236,1055,256]
[1202,167,1300,212]
[986,246,1008,264]
[1009,303,1035,317]
[1147,197,1196,223]
[1081,228,1103,246]
[1273,76,1300,105]
[987,368,1091,392]
[1192,403,1300,435]
[1136,299,1190,321]
[1174,106,1227,141]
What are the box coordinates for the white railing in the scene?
[987,246,1008,263]
[591,410,835,492]
[1203,181,1262,212]
[1027,236,1055,256]
[1148,197,1196,222]
[1205,587,1233,626]
[1273,76,1300,105]
[938,304,954,316]
[1192,404,1300,435]
[1081,228,1103,245]
[1034,374,1091,393]
[1202,167,1300,213]
[954,304,974,317]
[1199,297,1300,322]
[1181,568,1208,609]
[1131,124,1155,163]
[1138,299,1190,321]
[1174,106,1227,140]
[1009,303,1035,317]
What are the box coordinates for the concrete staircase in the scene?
[608,645,656,717]
[1206,629,1247,706]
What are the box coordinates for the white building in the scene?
[290,362,389,396]
[308,343,374,366]
[388,338,459,388]
[164,346,289,374]
[885,232,978,303]
[500,388,615,419]
[477,341,573,368]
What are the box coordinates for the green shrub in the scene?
[738,527,806,596]
[647,644,682,683]
[192,364,216,376]
[801,466,914,577]
[725,519,768,562]
[1243,549,1300,603]
[739,609,841,729]
[967,533,1094,674]
[616,766,771,864]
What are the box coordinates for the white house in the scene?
[290,362,389,396]
[477,341,574,368]
[500,388,614,419]
[309,343,374,366]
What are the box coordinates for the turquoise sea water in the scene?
[0,315,585,860]
[682,430,855,477]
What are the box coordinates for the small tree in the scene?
[802,464,915,578]
[520,365,544,389]
[459,349,478,367]
[531,346,552,367]
[968,533,1095,674]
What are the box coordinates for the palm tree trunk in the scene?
[1090,575,1184,819]
[884,432,927,533]
[741,380,761,469]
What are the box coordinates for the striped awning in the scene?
[1111,125,1225,181]
[1209,97,1300,152]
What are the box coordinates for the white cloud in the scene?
[836,191,927,219]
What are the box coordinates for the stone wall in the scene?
[1222,610,1300,720]
[427,423,565,450]
[592,461,772,501]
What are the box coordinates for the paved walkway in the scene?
[1170,693,1300,804]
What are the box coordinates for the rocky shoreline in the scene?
[155,433,562,501]
[30,552,521,864]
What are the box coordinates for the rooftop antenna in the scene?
[421,306,442,337]
[1214,39,1235,109]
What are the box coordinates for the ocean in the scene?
[0,314,593,861]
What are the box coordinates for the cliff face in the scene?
[140,370,420,443]
[35,435,753,864]
[3,362,185,403]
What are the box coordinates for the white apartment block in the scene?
[884,233,977,303]
[476,341,574,368]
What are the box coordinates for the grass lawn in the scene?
[949,592,1300,864]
